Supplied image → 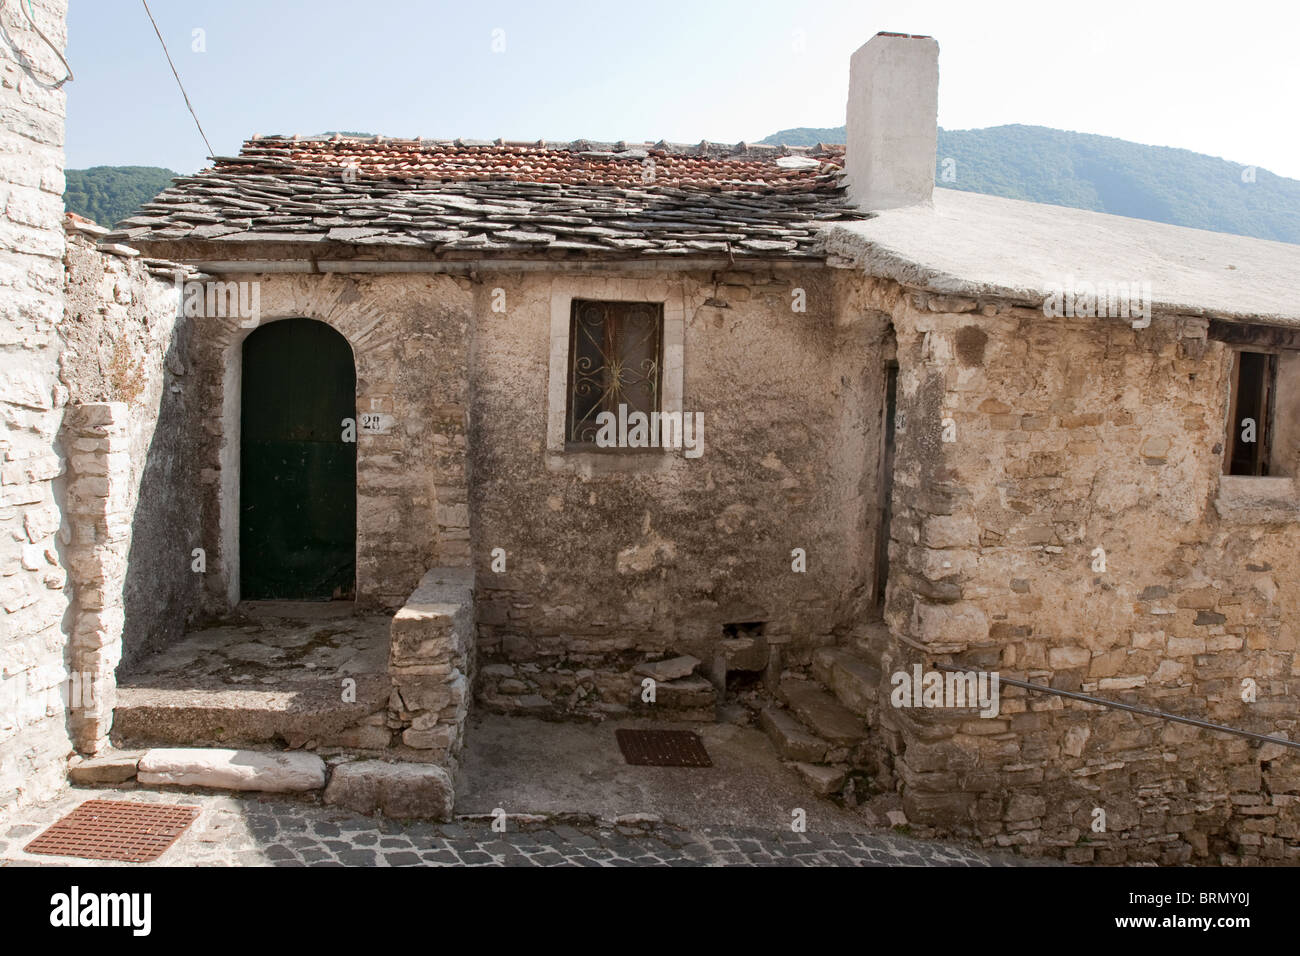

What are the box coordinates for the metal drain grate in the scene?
[25,800,201,863]
[616,729,712,767]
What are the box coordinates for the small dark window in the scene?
[566,299,664,445]
[1226,350,1277,476]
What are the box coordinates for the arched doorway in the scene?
[240,318,356,600]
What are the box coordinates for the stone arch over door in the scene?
[198,275,472,613]
[240,318,356,600]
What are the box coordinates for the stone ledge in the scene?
[1215,476,1300,523]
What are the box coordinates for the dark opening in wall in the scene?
[875,360,899,606]
[718,621,768,695]
[1226,350,1277,476]
[723,621,766,644]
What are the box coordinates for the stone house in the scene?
[3,8,1299,863]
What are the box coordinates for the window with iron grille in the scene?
[565,299,664,445]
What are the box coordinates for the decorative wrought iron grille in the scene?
[566,299,664,444]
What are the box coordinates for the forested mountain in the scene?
[760,124,1300,244]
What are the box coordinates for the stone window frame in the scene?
[1222,348,1279,477]
[1211,320,1300,520]
[545,276,685,475]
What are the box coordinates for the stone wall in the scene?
[188,272,473,612]
[61,230,198,671]
[0,0,70,808]
[864,279,1300,864]
[469,267,887,717]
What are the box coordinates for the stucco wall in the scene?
[181,264,885,719]
[469,266,887,716]
[0,0,70,808]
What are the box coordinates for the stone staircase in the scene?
[83,569,476,822]
[759,623,886,800]
[113,677,394,751]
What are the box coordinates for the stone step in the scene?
[324,759,453,820]
[136,747,326,792]
[633,674,717,722]
[791,761,848,797]
[849,619,892,656]
[112,676,391,749]
[82,747,457,821]
[68,750,144,785]
[759,705,830,763]
[779,678,867,747]
[811,647,881,719]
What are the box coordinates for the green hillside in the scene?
[64,166,179,229]
[761,124,1300,244]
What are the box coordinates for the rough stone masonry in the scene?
[840,276,1300,865]
[2,12,1297,869]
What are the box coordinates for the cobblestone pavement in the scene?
[0,787,1049,867]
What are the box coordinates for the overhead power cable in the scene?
[141,0,214,159]
[6,0,74,87]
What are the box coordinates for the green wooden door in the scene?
[240,319,356,600]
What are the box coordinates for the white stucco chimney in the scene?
[844,32,939,211]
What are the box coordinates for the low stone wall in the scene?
[387,568,475,769]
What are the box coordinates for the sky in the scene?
[65,0,1300,179]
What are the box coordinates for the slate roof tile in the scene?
[111,135,855,259]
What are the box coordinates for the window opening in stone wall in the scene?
[565,299,664,445]
[1225,349,1277,476]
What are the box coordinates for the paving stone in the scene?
[383,851,422,866]
[421,850,460,864]
[323,760,453,820]
[67,751,143,785]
